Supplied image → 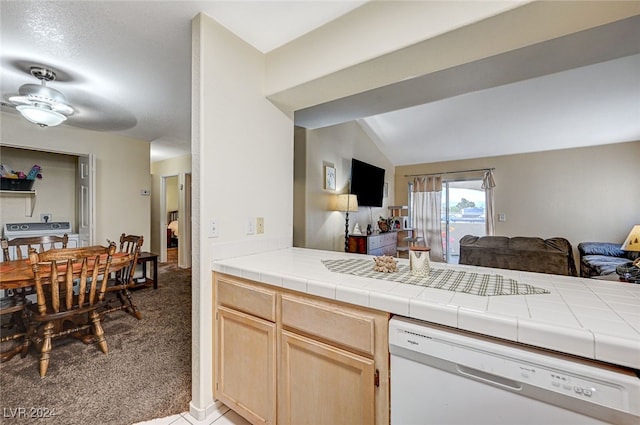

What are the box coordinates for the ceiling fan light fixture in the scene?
[16,104,67,127]
[9,67,73,128]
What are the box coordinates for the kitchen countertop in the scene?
[212,247,640,370]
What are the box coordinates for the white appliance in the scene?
[389,316,640,425]
[3,221,79,259]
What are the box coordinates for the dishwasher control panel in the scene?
[390,317,640,416]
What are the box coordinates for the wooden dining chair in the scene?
[1,234,69,261]
[25,243,116,377]
[0,235,69,363]
[0,293,29,363]
[103,234,144,319]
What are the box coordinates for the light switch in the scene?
[209,219,218,238]
[246,218,255,235]
[498,213,506,222]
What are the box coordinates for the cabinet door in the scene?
[278,330,375,425]
[216,306,276,425]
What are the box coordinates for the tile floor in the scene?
[133,402,250,425]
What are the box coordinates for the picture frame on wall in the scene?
[324,165,336,190]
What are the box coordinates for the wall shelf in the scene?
[388,205,408,217]
[0,190,37,217]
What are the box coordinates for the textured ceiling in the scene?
[0,1,366,161]
[1,2,639,164]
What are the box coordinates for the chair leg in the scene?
[0,345,22,363]
[118,289,142,320]
[19,307,33,358]
[89,311,108,355]
[39,322,54,378]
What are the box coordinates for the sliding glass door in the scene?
[441,179,486,263]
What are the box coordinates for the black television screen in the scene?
[350,158,385,207]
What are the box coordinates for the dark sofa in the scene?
[577,242,634,278]
[459,235,577,276]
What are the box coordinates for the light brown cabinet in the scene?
[216,307,276,425]
[279,330,375,425]
[213,273,390,425]
[215,278,277,425]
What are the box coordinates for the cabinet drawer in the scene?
[217,276,276,322]
[382,232,397,246]
[281,295,376,357]
[367,235,381,251]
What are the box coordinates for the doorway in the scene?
[164,175,179,264]
[441,179,486,263]
[160,172,192,267]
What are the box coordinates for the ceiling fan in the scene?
[7,66,74,127]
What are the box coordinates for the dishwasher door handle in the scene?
[457,364,523,391]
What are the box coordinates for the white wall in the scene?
[190,13,293,418]
[396,141,640,251]
[0,112,151,244]
[0,146,76,226]
[295,122,395,251]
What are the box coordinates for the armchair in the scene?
[577,242,636,278]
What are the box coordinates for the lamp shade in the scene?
[16,105,67,127]
[336,194,358,212]
[621,225,640,252]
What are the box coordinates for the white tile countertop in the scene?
[212,247,640,370]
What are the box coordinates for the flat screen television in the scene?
[350,158,385,207]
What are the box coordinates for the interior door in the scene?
[76,154,95,247]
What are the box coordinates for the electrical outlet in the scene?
[209,218,219,238]
[246,217,255,235]
[498,213,507,222]
[256,217,264,234]
[40,213,52,223]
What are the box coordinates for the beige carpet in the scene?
[0,262,192,425]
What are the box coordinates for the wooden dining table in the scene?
[0,251,133,290]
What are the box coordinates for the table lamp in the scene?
[617,225,640,282]
[336,194,358,252]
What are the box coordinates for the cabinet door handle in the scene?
[374,369,380,387]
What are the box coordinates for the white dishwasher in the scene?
[389,316,640,425]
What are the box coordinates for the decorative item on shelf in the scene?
[0,164,42,191]
[352,223,362,235]
[409,246,431,277]
[336,194,358,252]
[373,255,397,273]
[617,225,640,282]
[378,216,389,233]
[366,224,372,235]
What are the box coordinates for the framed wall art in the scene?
[324,165,336,190]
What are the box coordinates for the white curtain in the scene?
[413,176,444,262]
[482,170,496,236]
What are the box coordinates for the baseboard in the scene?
[189,399,227,422]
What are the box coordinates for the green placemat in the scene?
[322,259,549,296]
